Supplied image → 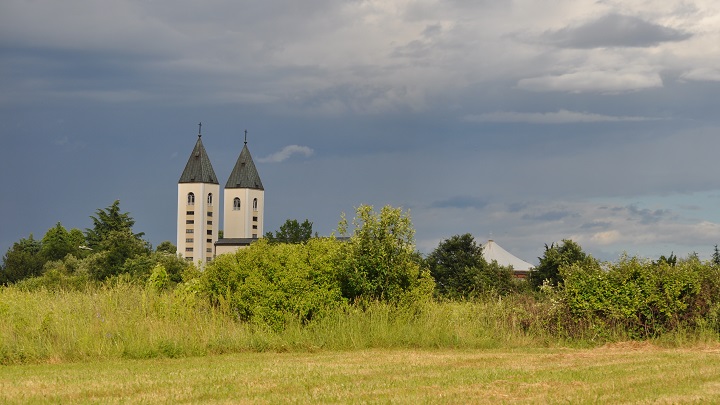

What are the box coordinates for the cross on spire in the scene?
[244,129,248,145]
[198,122,202,138]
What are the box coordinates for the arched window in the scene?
[253,198,258,211]
[207,193,213,206]
[187,192,195,205]
[233,197,241,210]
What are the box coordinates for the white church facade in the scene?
[177,126,264,263]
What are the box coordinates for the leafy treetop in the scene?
[265,219,314,244]
[85,200,144,249]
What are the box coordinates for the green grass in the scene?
[0,284,561,364]
[3,283,719,365]
[3,283,720,402]
[2,346,720,403]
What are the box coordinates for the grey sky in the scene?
[2,0,720,263]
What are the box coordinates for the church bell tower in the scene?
[223,131,264,240]
[177,123,220,264]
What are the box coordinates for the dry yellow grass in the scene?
[2,345,719,403]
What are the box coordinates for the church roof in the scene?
[179,135,219,184]
[225,143,264,190]
[481,240,535,271]
[215,237,257,246]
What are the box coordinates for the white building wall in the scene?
[223,188,264,239]
[177,182,220,264]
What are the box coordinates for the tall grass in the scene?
[2,283,717,365]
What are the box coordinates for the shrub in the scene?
[202,238,347,330]
[558,255,712,337]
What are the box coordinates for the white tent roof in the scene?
[481,240,534,271]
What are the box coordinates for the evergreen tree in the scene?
[85,200,144,249]
[40,222,83,261]
[0,234,44,284]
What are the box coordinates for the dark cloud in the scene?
[506,202,528,213]
[521,210,576,222]
[431,196,488,210]
[626,204,671,224]
[580,220,611,230]
[540,13,691,48]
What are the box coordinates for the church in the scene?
[176,125,264,263]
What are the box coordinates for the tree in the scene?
[86,229,151,281]
[85,200,144,249]
[712,245,720,266]
[337,205,434,302]
[265,219,314,244]
[40,222,84,262]
[427,234,483,298]
[654,252,677,267]
[0,234,44,284]
[529,239,592,289]
[427,234,513,298]
[155,241,177,255]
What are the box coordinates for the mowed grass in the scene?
[2,344,720,403]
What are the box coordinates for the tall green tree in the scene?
[337,205,433,302]
[85,200,144,249]
[712,245,720,266]
[86,229,151,281]
[265,219,314,244]
[529,239,593,289]
[427,234,513,298]
[426,234,483,297]
[0,234,44,284]
[40,222,85,261]
[82,200,150,281]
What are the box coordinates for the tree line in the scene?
[3,201,720,338]
[0,200,189,287]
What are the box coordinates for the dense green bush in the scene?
[557,255,720,338]
[203,238,347,330]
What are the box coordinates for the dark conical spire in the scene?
[179,131,219,184]
[225,141,263,190]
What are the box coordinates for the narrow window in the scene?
[207,230,212,235]
[252,225,257,230]
[186,229,194,234]
[253,198,258,210]
[186,211,194,215]
[206,239,212,243]
[185,247,193,252]
[186,238,193,243]
[185,257,193,261]
[207,220,212,225]
[187,192,195,205]
[206,248,212,253]
[233,197,241,210]
[207,193,213,206]
[207,211,213,217]
[252,216,258,222]
[186,220,194,224]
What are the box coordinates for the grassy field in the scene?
[2,344,720,403]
